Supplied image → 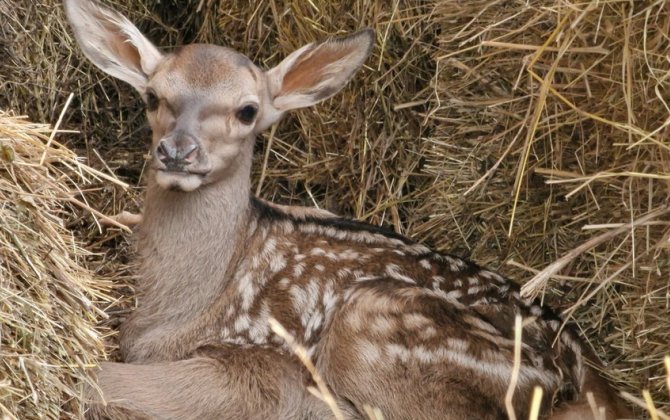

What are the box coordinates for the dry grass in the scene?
[1,0,669,417]
[0,110,116,418]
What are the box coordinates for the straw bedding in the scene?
[1,0,668,417]
[0,110,114,418]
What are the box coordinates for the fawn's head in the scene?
[65,0,373,192]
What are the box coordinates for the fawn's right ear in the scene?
[64,0,162,92]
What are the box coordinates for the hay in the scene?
[420,3,670,412]
[0,110,115,418]
[1,0,669,416]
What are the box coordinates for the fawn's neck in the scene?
[137,143,254,321]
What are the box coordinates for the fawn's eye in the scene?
[236,104,258,125]
[145,91,159,112]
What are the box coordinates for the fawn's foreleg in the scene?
[86,346,353,420]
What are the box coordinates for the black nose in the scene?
[155,134,199,165]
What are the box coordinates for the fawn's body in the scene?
[65,0,629,418]
[123,188,585,419]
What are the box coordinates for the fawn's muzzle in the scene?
[155,132,200,170]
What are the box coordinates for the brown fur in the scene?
[64,1,631,418]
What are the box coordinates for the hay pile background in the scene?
[0,110,115,418]
[1,0,669,417]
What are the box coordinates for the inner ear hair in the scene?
[269,29,374,112]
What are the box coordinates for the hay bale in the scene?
[420,2,670,411]
[1,0,668,416]
[0,110,115,418]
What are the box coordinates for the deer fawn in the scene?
[65,0,630,418]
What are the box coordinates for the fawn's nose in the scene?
[155,133,200,167]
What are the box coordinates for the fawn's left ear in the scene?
[265,29,374,114]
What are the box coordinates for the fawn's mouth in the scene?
[156,167,209,176]
[154,169,208,192]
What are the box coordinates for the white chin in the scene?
[155,171,203,192]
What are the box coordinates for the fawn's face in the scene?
[65,0,373,192]
[144,46,266,191]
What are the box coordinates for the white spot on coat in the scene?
[385,264,416,284]
[238,273,257,311]
[370,316,396,335]
[269,254,287,273]
[322,281,339,314]
[293,262,305,278]
[249,303,271,344]
[402,313,432,330]
[356,339,382,365]
[234,314,251,332]
[310,247,326,256]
